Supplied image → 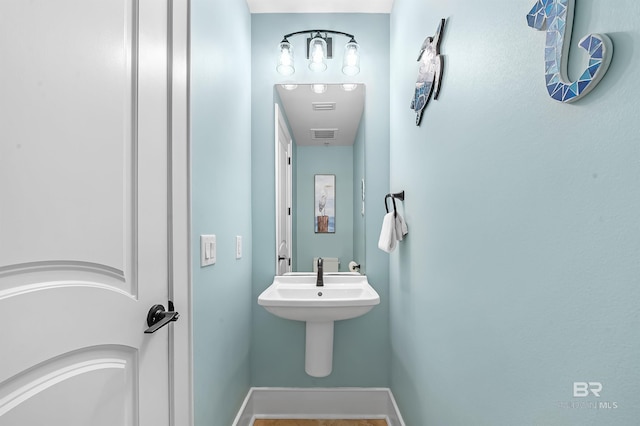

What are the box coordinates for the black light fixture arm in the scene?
[281,29,357,43]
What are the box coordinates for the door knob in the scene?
[144,301,180,334]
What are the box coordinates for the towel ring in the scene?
[384,191,405,217]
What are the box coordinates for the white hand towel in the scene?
[378,212,397,253]
[395,213,408,241]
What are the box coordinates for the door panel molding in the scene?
[0,345,137,425]
[0,0,141,297]
[0,261,125,282]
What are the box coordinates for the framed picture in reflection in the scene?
[314,174,335,233]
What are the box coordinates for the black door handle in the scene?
[144,301,180,334]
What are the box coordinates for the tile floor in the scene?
[253,420,387,426]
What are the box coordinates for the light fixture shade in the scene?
[308,36,327,72]
[277,41,295,76]
[342,41,360,76]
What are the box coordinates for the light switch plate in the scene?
[200,234,216,266]
[236,236,242,259]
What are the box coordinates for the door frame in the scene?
[275,103,293,274]
[168,0,192,424]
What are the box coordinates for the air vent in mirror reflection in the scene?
[310,128,338,140]
[311,102,336,111]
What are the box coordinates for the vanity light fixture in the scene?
[277,30,360,76]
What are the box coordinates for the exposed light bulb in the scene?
[342,41,360,76]
[308,36,327,72]
[277,41,295,76]
[341,83,358,91]
[311,84,327,94]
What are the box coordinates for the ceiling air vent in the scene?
[311,102,336,111]
[311,128,338,140]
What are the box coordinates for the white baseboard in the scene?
[232,387,405,426]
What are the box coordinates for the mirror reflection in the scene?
[275,84,366,274]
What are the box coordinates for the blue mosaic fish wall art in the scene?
[527,0,613,103]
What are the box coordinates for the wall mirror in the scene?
[274,83,366,275]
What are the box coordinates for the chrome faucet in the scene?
[316,257,324,287]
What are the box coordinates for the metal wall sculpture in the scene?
[410,18,446,126]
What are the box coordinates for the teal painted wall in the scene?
[251,14,391,386]
[296,145,354,272]
[390,1,640,425]
[191,0,252,424]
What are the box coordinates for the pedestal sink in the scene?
[258,273,380,377]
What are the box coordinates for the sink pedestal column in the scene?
[305,321,334,377]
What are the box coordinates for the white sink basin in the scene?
[258,273,380,322]
[258,273,380,377]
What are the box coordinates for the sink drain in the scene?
[317,291,323,296]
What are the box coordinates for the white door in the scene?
[275,104,292,275]
[0,0,190,425]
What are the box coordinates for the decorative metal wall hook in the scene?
[526,0,613,103]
